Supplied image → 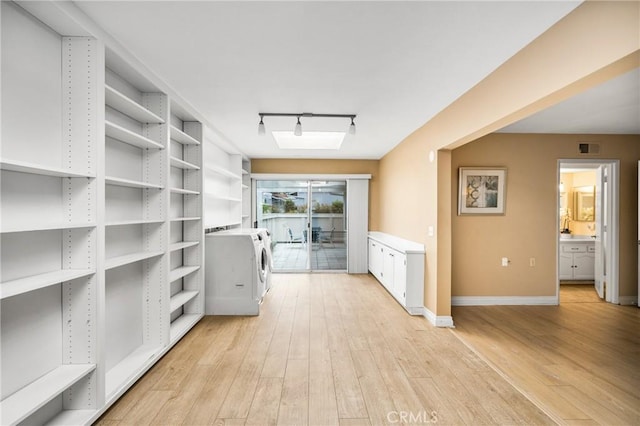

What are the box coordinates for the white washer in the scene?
[205,229,268,315]
[255,228,273,291]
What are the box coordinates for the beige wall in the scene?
[451,133,639,298]
[378,2,638,317]
[250,159,380,230]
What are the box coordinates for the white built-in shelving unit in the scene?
[203,134,243,229]
[241,159,252,228]
[1,3,100,424]
[0,2,207,423]
[168,106,204,343]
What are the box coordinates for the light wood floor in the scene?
[452,286,640,425]
[97,274,552,425]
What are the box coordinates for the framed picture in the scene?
[458,167,507,215]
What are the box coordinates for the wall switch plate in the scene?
[501,257,509,267]
[428,226,434,237]
[529,258,536,267]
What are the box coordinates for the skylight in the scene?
[272,131,345,150]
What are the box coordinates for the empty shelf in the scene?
[0,158,95,178]
[106,219,164,227]
[105,250,164,270]
[170,241,199,252]
[105,85,165,124]
[170,125,201,145]
[1,222,96,234]
[205,164,241,180]
[170,156,200,170]
[106,345,159,398]
[205,193,242,202]
[0,364,95,426]
[170,290,199,313]
[106,121,164,150]
[46,409,96,426]
[1,269,95,300]
[170,313,202,343]
[170,217,201,222]
[106,176,163,189]
[170,187,200,195]
[170,265,200,282]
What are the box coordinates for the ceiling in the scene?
[70,0,633,160]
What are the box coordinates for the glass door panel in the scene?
[310,181,347,271]
[256,180,309,271]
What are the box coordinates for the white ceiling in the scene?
[499,67,640,135]
[72,1,605,159]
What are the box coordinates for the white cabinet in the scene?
[559,241,595,280]
[368,232,424,315]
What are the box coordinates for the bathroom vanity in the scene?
[559,237,595,281]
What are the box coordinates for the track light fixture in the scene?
[257,112,357,136]
[294,116,302,136]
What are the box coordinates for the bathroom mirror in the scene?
[573,186,595,221]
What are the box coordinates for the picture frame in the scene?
[458,167,507,215]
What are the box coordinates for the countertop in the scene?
[559,235,596,242]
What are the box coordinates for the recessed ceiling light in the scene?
[272,131,346,150]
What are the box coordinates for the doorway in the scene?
[255,179,347,272]
[557,160,620,304]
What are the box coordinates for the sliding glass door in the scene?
[256,179,347,271]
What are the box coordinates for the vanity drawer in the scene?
[562,244,587,253]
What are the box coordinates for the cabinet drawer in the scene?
[587,245,596,253]
[562,244,586,253]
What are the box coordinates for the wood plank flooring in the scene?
[97,274,552,425]
[452,286,640,426]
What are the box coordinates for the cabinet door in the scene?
[559,253,574,280]
[573,252,595,280]
[382,247,395,292]
[393,252,407,304]
[368,239,382,279]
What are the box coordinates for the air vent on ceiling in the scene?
[578,143,600,155]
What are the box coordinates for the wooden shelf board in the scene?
[242,169,249,175]
[170,156,200,170]
[170,241,200,252]
[205,164,241,180]
[106,176,163,190]
[170,187,200,195]
[170,313,202,343]
[1,223,96,234]
[106,219,164,227]
[242,184,249,189]
[105,250,164,270]
[106,121,164,150]
[170,290,199,313]
[0,364,95,426]
[1,269,95,300]
[105,85,165,124]
[0,158,95,178]
[106,345,159,398]
[46,409,96,426]
[170,125,201,145]
[242,215,250,218]
[170,265,200,282]
[170,217,201,222]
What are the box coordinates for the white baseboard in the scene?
[618,296,638,306]
[451,296,557,306]
[422,307,455,328]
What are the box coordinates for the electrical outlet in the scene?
[501,257,509,267]
[529,258,536,267]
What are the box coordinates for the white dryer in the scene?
[205,229,268,315]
